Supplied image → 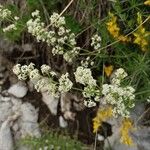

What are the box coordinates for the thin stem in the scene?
[135,90,150,96]
[135,107,150,125]
[94,131,97,150]
[72,87,83,92]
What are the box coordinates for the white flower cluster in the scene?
[83,85,100,102]
[74,66,100,107]
[13,63,37,80]
[26,10,80,63]
[35,77,58,97]
[58,73,73,93]
[81,57,94,68]
[13,64,74,97]
[91,34,101,50]
[41,64,57,77]
[84,99,97,108]
[63,47,80,63]
[111,68,127,85]
[27,10,47,42]
[0,5,19,32]
[102,68,135,118]
[49,12,65,27]
[0,5,11,20]
[3,24,17,32]
[29,69,41,80]
[74,66,96,86]
[31,10,40,17]
[41,64,51,75]
[13,63,59,97]
[34,78,46,92]
[49,13,79,61]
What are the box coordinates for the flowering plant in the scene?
[0,0,150,148]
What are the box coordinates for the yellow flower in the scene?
[93,106,112,133]
[104,65,113,77]
[144,0,150,5]
[120,118,134,146]
[133,13,150,51]
[106,13,130,42]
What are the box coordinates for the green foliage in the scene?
[27,0,63,13]
[27,0,39,9]
[17,132,86,150]
[5,4,20,16]
[65,15,82,33]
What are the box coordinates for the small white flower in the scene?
[83,86,95,98]
[58,26,66,36]
[63,47,80,63]
[31,10,40,17]
[21,65,28,75]
[102,84,110,95]
[50,71,57,77]
[46,82,59,97]
[91,34,101,50]
[82,85,100,102]
[74,66,96,86]
[41,64,51,75]
[147,97,150,103]
[29,69,41,79]
[0,5,11,19]
[84,99,96,108]
[18,73,28,80]
[94,96,100,102]
[3,24,17,32]
[111,68,128,85]
[115,68,127,79]
[57,37,65,44]
[50,12,65,27]
[90,61,94,66]
[28,63,35,72]
[58,73,73,93]
[35,78,46,92]
[14,16,19,20]
[13,64,21,75]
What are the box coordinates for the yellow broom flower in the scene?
[144,0,150,5]
[120,118,134,146]
[93,106,112,133]
[133,13,150,51]
[106,13,131,42]
[104,65,113,77]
